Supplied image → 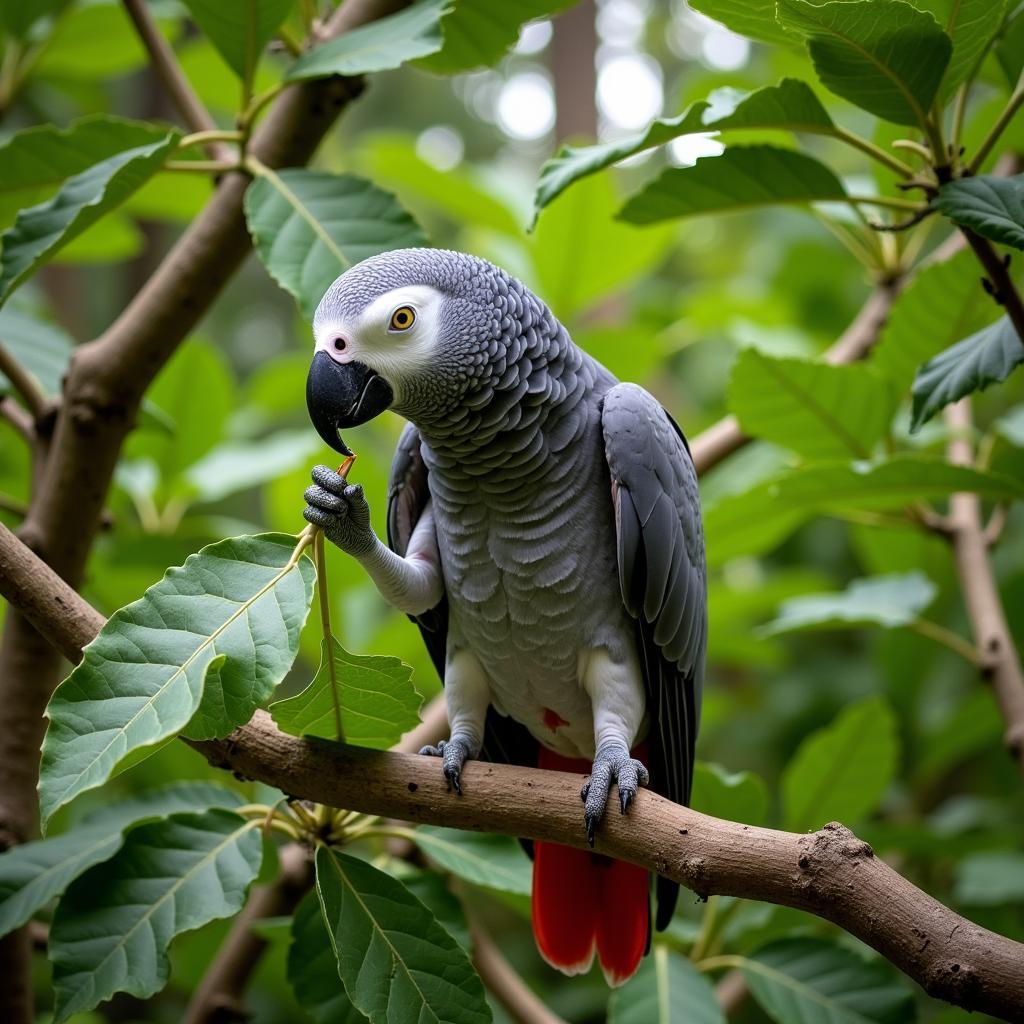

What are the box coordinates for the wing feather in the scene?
[602,383,707,931]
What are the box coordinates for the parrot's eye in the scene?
[388,305,416,332]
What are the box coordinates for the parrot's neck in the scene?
[410,330,604,484]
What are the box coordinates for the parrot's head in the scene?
[306,247,535,452]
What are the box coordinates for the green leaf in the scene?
[50,809,262,1022]
[782,697,899,832]
[528,171,676,319]
[415,0,577,74]
[762,572,937,635]
[911,315,1024,430]
[244,169,428,318]
[688,0,795,46]
[0,131,180,303]
[609,946,724,1024]
[287,0,450,78]
[0,116,170,213]
[996,8,1024,87]
[181,0,293,81]
[0,0,69,38]
[315,847,491,1024]
[912,0,1008,94]
[728,349,896,460]
[619,146,846,225]
[289,889,368,1024]
[703,456,1024,565]
[933,175,1024,250]
[742,938,916,1024]
[39,534,315,828]
[0,782,242,938]
[691,762,769,826]
[184,430,321,503]
[533,80,835,221]
[409,826,532,896]
[777,0,952,126]
[0,308,72,398]
[953,851,1024,905]
[270,636,422,748]
[287,0,573,79]
[871,250,994,391]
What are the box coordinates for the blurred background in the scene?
[1,1,1022,1021]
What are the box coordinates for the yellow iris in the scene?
[389,306,416,331]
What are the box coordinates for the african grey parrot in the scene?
[302,248,706,984]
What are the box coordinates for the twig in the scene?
[969,75,1024,173]
[831,127,915,179]
[0,342,47,421]
[910,619,982,665]
[182,844,314,1024]
[121,0,231,162]
[4,530,1024,1022]
[944,400,1024,775]
[469,917,568,1024]
[959,228,1024,347]
[0,493,28,518]
[0,396,34,444]
[983,504,1008,548]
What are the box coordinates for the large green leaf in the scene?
[244,169,428,318]
[0,131,180,303]
[692,762,769,826]
[39,534,315,828]
[287,0,573,79]
[533,80,835,221]
[181,0,293,81]
[871,250,994,390]
[619,146,846,225]
[762,572,937,635]
[0,782,242,938]
[911,315,1024,430]
[933,175,1024,250]
[270,637,422,747]
[529,171,675,319]
[315,847,491,1024]
[777,0,952,126]
[996,7,1024,87]
[0,0,69,38]
[0,308,73,398]
[409,826,532,896]
[782,697,899,832]
[742,938,916,1024]
[50,809,262,1022]
[953,851,1024,905]
[688,0,795,45]
[728,349,896,460]
[913,0,1008,94]
[609,946,724,1024]
[703,456,1024,565]
[289,890,367,1024]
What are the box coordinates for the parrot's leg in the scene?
[580,647,649,845]
[305,467,443,615]
[420,649,489,794]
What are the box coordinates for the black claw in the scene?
[620,789,633,814]
[580,781,590,802]
[585,814,597,847]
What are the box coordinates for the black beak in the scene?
[306,350,394,454]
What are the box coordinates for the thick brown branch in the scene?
[3,521,1024,1021]
[121,0,229,161]
[945,400,1024,773]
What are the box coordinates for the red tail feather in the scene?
[531,747,649,985]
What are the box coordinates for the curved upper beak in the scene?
[306,350,394,454]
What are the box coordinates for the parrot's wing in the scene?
[386,423,539,778]
[601,383,707,929]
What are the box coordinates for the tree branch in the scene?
[944,400,1024,773]
[0,396,34,444]
[959,228,1024,347]
[0,341,47,422]
[1,527,1022,1023]
[122,0,230,161]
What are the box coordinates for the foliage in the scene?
[0,0,1022,1021]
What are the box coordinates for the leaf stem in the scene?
[238,82,287,138]
[696,954,746,974]
[950,82,970,161]
[911,618,983,665]
[847,194,928,213]
[315,529,345,744]
[178,129,244,149]
[832,126,915,178]
[164,160,240,174]
[689,895,720,962]
[969,74,1024,174]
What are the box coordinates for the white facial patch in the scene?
[313,284,445,403]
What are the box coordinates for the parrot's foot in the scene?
[581,743,650,846]
[419,737,472,795]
